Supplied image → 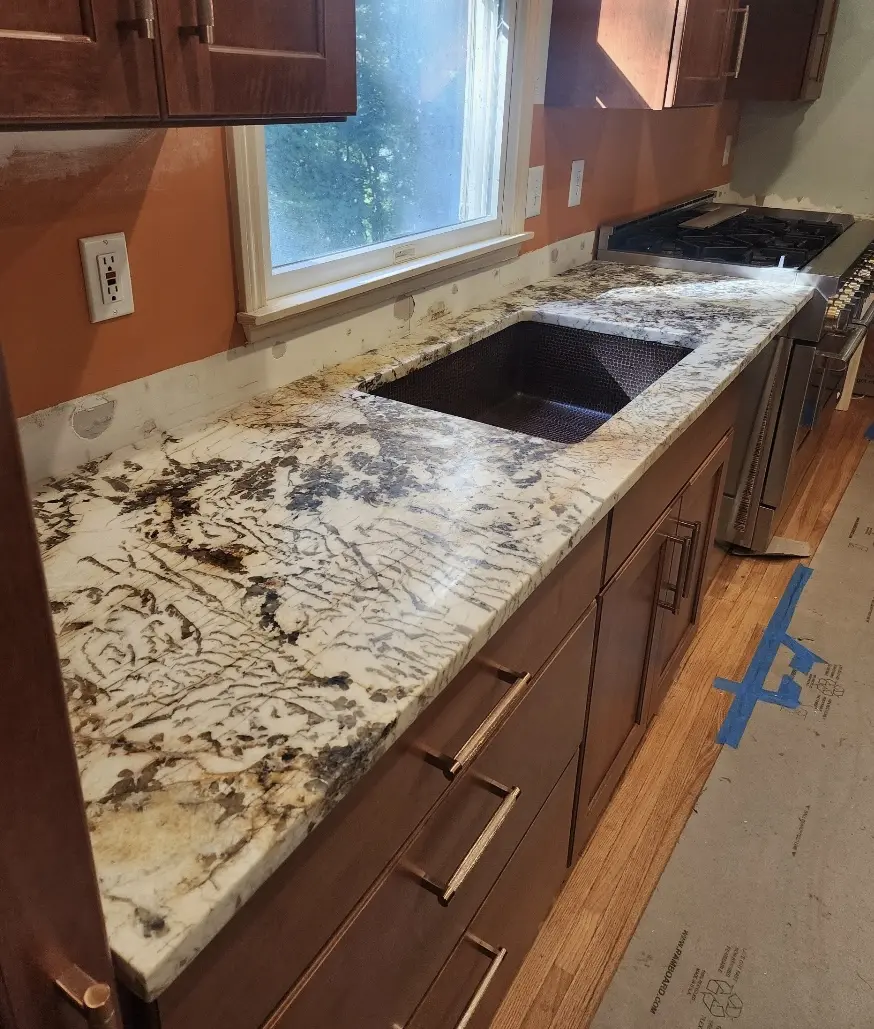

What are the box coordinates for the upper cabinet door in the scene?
[0,0,160,122]
[156,0,357,121]
[668,0,736,106]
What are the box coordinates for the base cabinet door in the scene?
[572,507,677,859]
[265,608,595,1029]
[407,759,578,1029]
[654,432,733,707]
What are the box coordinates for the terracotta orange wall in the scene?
[524,102,739,252]
[1,103,737,418]
[0,129,241,417]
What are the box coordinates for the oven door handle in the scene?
[817,322,869,369]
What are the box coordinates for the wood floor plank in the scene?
[490,401,874,1029]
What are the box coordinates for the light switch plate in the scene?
[723,135,734,167]
[526,165,545,219]
[79,232,135,323]
[568,159,585,207]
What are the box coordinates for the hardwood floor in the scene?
[491,398,874,1029]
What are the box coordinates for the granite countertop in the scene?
[33,262,813,999]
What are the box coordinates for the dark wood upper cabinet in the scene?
[0,0,356,127]
[0,0,161,123]
[546,0,739,108]
[726,0,841,102]
[546,0,838,108]
[156,0,356,121]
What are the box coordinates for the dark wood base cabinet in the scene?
[407,759,578,1029]
[123,381,740,1029]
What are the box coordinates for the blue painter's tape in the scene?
[714,565,825,748]
[865,423,874,441]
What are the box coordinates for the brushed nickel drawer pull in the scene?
[729,5,751,78]
[192,0,215,43]
[677,519,701,597]
[658,533,690,615]
[118,0,156,39]
[440,666,532,779]
[452,935,507,1029]
[420,782,521,904]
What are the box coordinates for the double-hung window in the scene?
[231,0,535,331]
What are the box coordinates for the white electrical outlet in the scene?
[79,232,135,323]
[723,135,734,167]
[568,159,585,207]
[526,165,545,219]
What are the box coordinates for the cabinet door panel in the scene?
[726,0,818,101]
[157,0,356,121]
[653,432,733,713]
[407,759,577,1029]
[268,609,594,1029]
[0,0,160,122]
[573,511,674,858]
[669,0,734,106]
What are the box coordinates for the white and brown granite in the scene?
[32,262,813,999]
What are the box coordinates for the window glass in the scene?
[265,0,510,273]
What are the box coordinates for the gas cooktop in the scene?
[609,208,844,269]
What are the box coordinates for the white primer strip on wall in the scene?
[18,231,595,486]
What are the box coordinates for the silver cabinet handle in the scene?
[437,665,532,779]
[729,6,751,78]
[451,936,507,1029]
[118,0,156,39]
[677,519,701,597]
[187,0,215,43]
[419,781,520,904]
[658,534,690,615]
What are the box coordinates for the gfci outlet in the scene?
[79,232,135,323]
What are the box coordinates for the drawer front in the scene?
[267,608,596,1029]
[605,379,739,584]
[407,757,578,1029]
[157,527,605,1029]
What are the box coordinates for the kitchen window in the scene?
[230,0,537,336]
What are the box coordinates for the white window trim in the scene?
[228,0,546,339]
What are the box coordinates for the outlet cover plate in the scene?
[526,165,545,219]
[79,232,135,323]
[568,159,585,207]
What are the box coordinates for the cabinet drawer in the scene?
[407,757,577,1029]
[605,379,739,583]
[155,525,604,1029]
[266,607,596,1029]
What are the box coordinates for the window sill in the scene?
[237,232,533,343]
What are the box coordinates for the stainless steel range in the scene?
[598,193,874,554]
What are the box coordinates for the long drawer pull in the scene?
[189,0,215,43]
[677,519,701,597]
[440,666,532,779]
[728,5,751,78]
[420,782,521,904]
[118,0,156,39]
[658,534,690,615]
[452,935,507,1029]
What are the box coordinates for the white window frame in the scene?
[228,0,544,338]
